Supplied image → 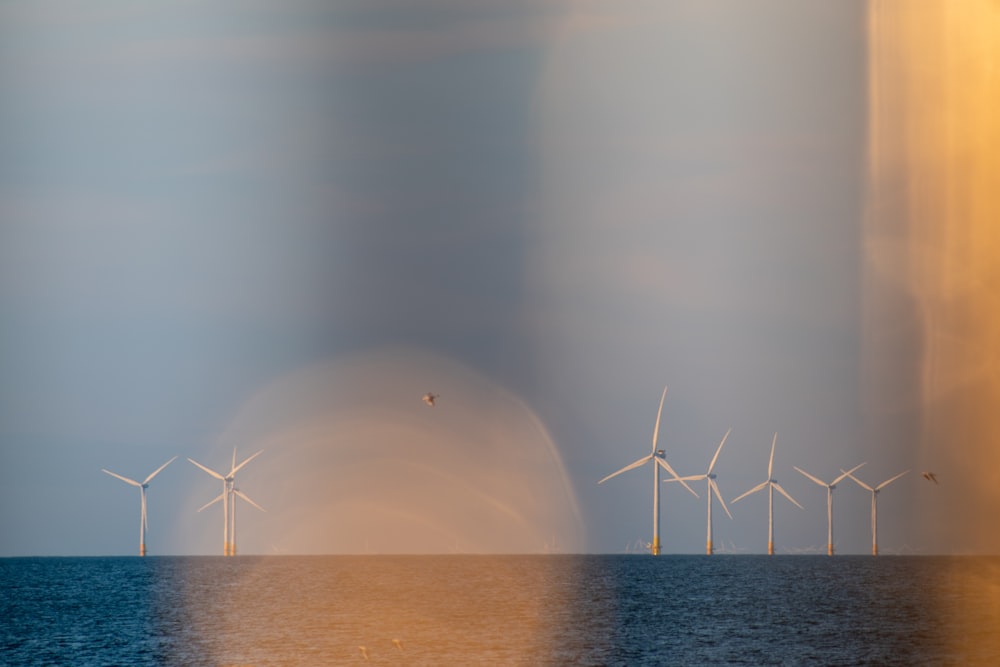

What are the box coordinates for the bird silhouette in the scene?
[922,471,938,484]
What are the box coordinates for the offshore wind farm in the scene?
[96,386,923,558]
[56,391,1000,665]
[597,391,916,557]
[99,450,266,557]
[4,0,1000,663]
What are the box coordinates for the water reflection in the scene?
[168,556,603,665]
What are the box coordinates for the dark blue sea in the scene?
[2,555,999,666]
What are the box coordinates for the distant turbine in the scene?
[794,462,866,556]
[599,386,698,555]
[189,448,264,556]
[843,468,909,556]
[101,456,176,556]
[731,433,803,555]
[667,428,734,555]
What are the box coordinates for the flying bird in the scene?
[422,392,438,407]
[922,471,938,484]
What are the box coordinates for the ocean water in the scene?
[2,555,999,666]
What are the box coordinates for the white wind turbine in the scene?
[731,433,803,555]
[843,468,909,556]
[102,456,177,556]
[793,462,866,556]
[189,448,264,556]
[599,386,698,555]
[667,428,734,555]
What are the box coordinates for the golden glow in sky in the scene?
[181,346,584,555]
[864,0,1000,554]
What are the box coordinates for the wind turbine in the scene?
[598,386,698,555]
[101,456,177,556]
[793,462,866,556]
[731,433,803,555]
[667,428,734,555]
[843,468,909,556]
[189,448,264,556]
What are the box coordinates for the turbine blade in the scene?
[706,428,732,475]
[598,454,652,484]
[767,433,777,478]
[876,469,910,490]
[650,386,668,455]
[143,456,177,485]
[197,493,224,513]
[234,489,266,512]
[732,480,768,504]
[188,458,225,480]
[664,474,705,483]
[843,469,874,491]
[229,449,264,477]
[655,457,698,497]
[711,479,734,520]
[773,483,804,509]
[794,466,827,487]
[831,462,866,486]
[101,469,141,487]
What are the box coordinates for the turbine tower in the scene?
[843,468,909,556]
[101,456,177,556]
[793,462,866,556]
[598,386,698,555]
[668,429,734,555]
[189,448,264,556]
[731,433,802,555]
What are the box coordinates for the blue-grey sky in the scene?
[1,0,938,556]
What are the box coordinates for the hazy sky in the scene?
[1,0,944,556]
